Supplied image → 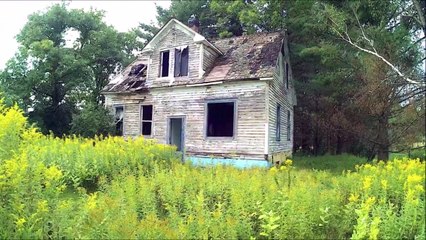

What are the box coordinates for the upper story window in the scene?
[174,46,188,77]
[159,50,170,77]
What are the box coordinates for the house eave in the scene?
[102,77,273,95]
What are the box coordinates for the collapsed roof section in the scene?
[103,58,148,93]
[204,32,282,82]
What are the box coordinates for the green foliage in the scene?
[70,104,114,138]
[0,3,139,136]
[408,147,426,161]
[0,103,424,239]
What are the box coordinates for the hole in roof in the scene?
[129,64,146,76]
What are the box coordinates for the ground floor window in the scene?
[141,105,153,136]
[206,101,235,137]
[276,104,281,141]
[114,106,124,136]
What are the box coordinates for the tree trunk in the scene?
[336,132,343,155]
[377,115,390,161]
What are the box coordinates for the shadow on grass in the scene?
[292,154,367,174]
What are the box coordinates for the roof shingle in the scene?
[204,32,282,82]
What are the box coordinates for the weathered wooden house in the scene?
[102,17,296,167]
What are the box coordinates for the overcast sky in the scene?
[0,0,171,70]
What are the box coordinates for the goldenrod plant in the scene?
[0,102,424,239]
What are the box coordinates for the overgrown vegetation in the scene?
[1,103,424,239]
[0,1,424,158]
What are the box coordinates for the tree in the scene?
[0,3,139,135]
[290,0,425,160]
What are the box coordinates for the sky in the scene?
[0,0,171,70]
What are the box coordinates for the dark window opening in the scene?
[206,102,235,137]
[114,106,124,136]
[141,105,153,135]
[276,104,281,141]
[129,63,146,77]
[174,46,189,77]
[285,63,289,89]
[287,110,291,141]
[160,51,170,77]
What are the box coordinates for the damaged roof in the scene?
[103,58,148,93]
[204,32,282,82]
[103,31,283,93]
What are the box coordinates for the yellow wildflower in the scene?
[369,217,381,240]
[407,174,423,185]
[284,159,293,166]
[385,164,393,171]
[364,164,372,170]
[37,200,48,213]
[381,180,388,190]
[269,167,278,174]
[44,166,63,181]
[15,218,26,228]
[348,194,359,202]
[280,166,287,171]
[363,177,372,190]
[87,193,98,210]
[365,197,376,206]
[414,184,424,193]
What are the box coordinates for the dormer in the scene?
[139,17,222,87]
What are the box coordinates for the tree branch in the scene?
[327,8,425,86]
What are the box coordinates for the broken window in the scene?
[276,104,281,141]
[114,106,124,136]
[285,63,289,89]
[206,101,235,137]
[287,110,291,141]
[160,50,170,77]
[141,105,153,136]
[174,46,189,77]
[129,63,146,76]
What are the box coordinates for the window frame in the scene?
[140,104,154,137]
[204,99,237,140]
[113,104,125,136]
[159,50,170,78]
[174,46,189,77]
[287,109,291,141]
[276,104,281,142]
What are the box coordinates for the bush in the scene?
[70,103,114,138]
[408,147,426,161]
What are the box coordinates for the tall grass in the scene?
[293,154,367,174]
[1,102,424,239]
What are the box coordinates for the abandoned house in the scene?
[102,17,296,167]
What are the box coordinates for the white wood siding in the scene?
[268,37,295,157]
[105,81,268,160]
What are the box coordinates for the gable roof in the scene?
[142,18,222,55]
[203,32,283,82]
[102,30,284,94]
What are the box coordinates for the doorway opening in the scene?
[168,117,184,152]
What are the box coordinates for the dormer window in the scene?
[174,46,188,77]
[160,50,170,77]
